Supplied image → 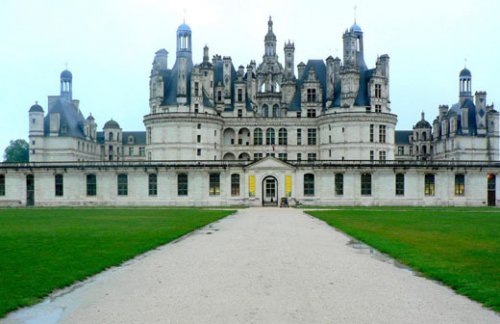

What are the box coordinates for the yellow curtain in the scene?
[285,175,292,197]
[249,175,255,197]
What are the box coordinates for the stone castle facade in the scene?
[0,18,498,207]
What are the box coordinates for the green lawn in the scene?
[0,208,234,318]
[307,207,500,312]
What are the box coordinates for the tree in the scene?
[3,139,29,163]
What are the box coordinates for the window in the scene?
[370,124,374,142]
[0,174,5,196]
[455,174,465,196]
[149,174,158,196]
[297,128,302,145]
[369,150,374,161]
[254,128,263,145]
[307,128,317,145]
[238,109,243,117]
[304,174,315,196]
[237,89,243,102]
[197,123,201,129]
[178,173,188,196]
[109,132,113,141]
[379,125,386,143]
[307,109,316,118]
[379,151,386,161]
[139,147,145,156]
[86,174,96,196]
[273,104,280,117]
[375,104,382,113]
[55,174,63,197]
[296,112,301,118]
[128,147,133,156]
[307,153,317,161]
[397,146,404,156]
[278,128,287,145]
[375,84,382,98]
[209,173,220,196]
[231,174,240,196]
[307,89,316,102]
[424,174,435,196]
[217,91,222,102]
[361,173,372,196]
[147,127,152,144]
[297,153,302,161]
[194,104,199,114]
[266,128,275,145]
[335,173,344,195]
[194,82,199,96]
[253,153,263,160]
[197,148,202,156]
[197,135,201,143]
[117,174,128,196]
[261,104,269,117]
[366,106,371,113]
[395,173,404,196]
[278,153,288,160]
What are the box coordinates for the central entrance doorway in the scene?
[26,174,35,207]
[262,176,278,206]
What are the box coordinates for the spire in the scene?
[264,16,277,57]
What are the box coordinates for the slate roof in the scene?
[44,98,86,139]
[29,103,44,113]
[122,131,146,145]
[395,130,412,145]
[448,99,477,135]
[289,60,327,111]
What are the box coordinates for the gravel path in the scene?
[4,207,498,324]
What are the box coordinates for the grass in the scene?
[307,207,500,312]
[0,208,234,318]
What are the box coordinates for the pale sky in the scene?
[1,0,499,155]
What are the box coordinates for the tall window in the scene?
[55,174,63,197]
[307,128,317,145]
[424,174,435,196]
[375,84,382,98]
[149,174,158,196]
[178,173,188,196]
[297,153,302,161]
[395,173,404,196]
[361,173,372,196]
[273,104,280,117]
[335,173,344,195]
[397,146,404,156]
[307,88,316,102]
[217,91,222,102]
[297,128,302,145]
[86,174,97,196]
[0,174,5,196]
[254,128,263,145]
[197,135,201,143]
[237,89,243,102]
[369,150,374,161]
[379,151,386,161]
[379,125,386,143]
[278,128,287,145]
[375,104,382,113]
[455,174,465,196]
[304,173,315,196]
[231,174,240,196]
[147,127,152,145]
[117,174,128,196]
[262,104,269,117]
[139,147,145,156]
[194,82,199,96]
[209,173,220,196]
[370,124,374,142]
[266,128,275,145]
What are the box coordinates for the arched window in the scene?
[273,104,280,117]
[304,174,315,196]
[266,128,275,145]
[422,131,427,141]
[415,132,419,141]
[254,128,263,145]
[108,132,113,141]
[278,128,287,145]
[262,104,269,117]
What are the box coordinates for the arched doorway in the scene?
[262,176,278,206]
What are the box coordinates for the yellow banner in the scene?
[285,175,292,197]
[249,175,255,197]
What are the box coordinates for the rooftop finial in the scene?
[421,111,425,120]
[354,5,357,23]
[35,100,38,105]
[268,16,273,31]
[65,61,68,70]
[464,57,467,68]
[183,8,186,23]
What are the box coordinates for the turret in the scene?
[223,56,232,100]
[284,41,295,80]
[326,56,335,102]
[175,22,193,102]
[297,62,306,79]
[29,102,44,137]
[342,23,366,69]
[264,16,277,59]
[459,67,472,105]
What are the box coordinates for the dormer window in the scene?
[307,89,316,102]
[128,135,134,144]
